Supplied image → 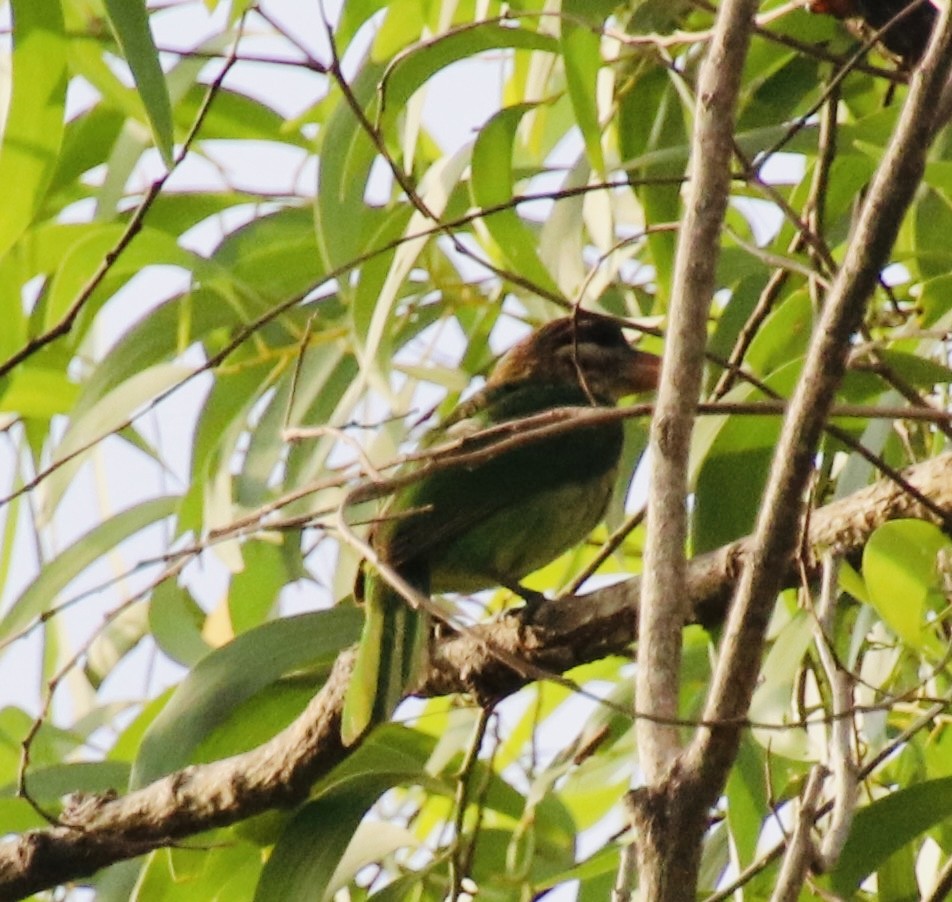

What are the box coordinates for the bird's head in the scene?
[487,311,661,403]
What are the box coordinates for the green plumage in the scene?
[341,313,660,744]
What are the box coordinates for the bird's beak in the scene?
[627,349,662,393]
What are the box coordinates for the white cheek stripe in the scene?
[554,342,616,367]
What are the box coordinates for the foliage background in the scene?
[2,0,952,898]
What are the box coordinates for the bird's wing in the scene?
[376,382,623,577]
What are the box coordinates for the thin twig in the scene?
[449,707,492,901]
[0,23,243,382]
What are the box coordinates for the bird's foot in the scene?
[501,581,549,622]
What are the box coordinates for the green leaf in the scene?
[691,361,802,552]
[316,722,440,796]
[149,580,210,668]
[210,205,323,304]
[378,23,555,124]
[85,602,150,689]
[40,364,193,520]
[186,356,283,537]
[538,844,618,896]
[352,152,467,374]
[193,680,320,765]
[0,707,87,775]
[256,800,419,902]
[0,497,177,639]
[912,187,952,280]
[0,0,67,260]
[738,50,819,133]
[141,190,263,238]
[46,104,124,201]
[315,57,387,272]
[617,66,687,300]
[229,540,291,634]
[371,0,426,59]
[0,367,79,418]
[238,336,350,509]
[174,85,309,148]
[43,224,196,332]
[0,761,131,832]
[0,760,130,804]
[255,724,438,901]
[561,2,610,173]
[830,776,952,895]
[337,0,389,52]
[134,838,262,902]
[283,354,361,499]
[75,289,245,413]
[103,0,174,166]
[744,288,813,376]
[347,204,413,364]
[876,841,919,902]
[470,103,558,294]
[131,608,363,787]
[862,519,951,652]
[873,348,952,389]
[693,439,773,552]
[749,607,813,759]
[725,737,769,868]
[838,560,870,605]
[820,154,879,233]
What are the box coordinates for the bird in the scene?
[341,310,662,744]
[808,0,935,66]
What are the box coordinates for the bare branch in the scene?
[635,0,762,887]
[815,558,858,870]
[770,767,825,902]
[638,0,759,788]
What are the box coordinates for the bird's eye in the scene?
[590,322,626,348]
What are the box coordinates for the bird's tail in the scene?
[341,570,429,745]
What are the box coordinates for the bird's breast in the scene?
[429,457,619,593]
[375,390,627,596]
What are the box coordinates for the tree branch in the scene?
[638,0,758,789]
[1,453,951,897]
[687,0,952,810]
[634,0,761,885]
[0,651,354,900]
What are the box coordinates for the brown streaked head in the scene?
[487,311,661,403]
